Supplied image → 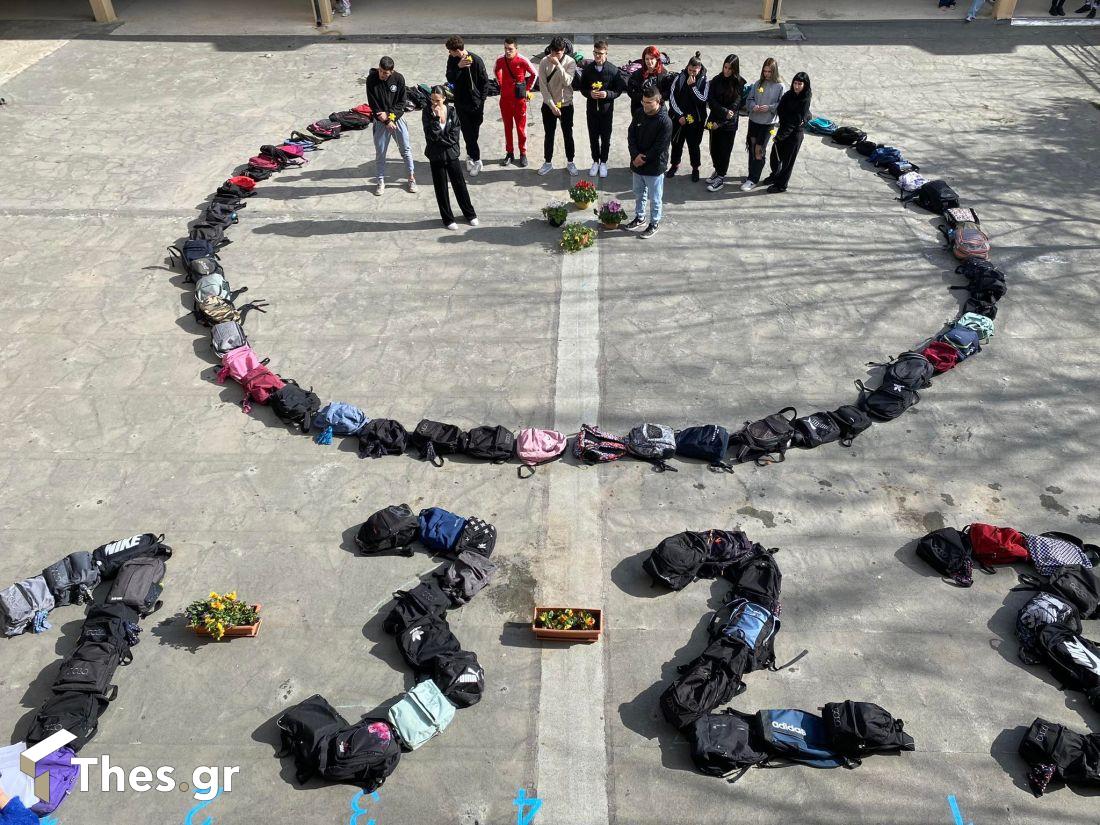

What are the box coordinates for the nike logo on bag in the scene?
[1065,638,1100,674]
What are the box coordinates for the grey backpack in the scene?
[626,423,678,472]
[1,576,56,636]
[194,271,232,303]
[42,551,101,607]
[106,557,166,617]
[386,679,456,750]
[438,551,497,606]
[211,321,248,356]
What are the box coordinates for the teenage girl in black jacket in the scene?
[704,53,745,192]
[763,71,812,193]
[666,52,709,181]
[422,86,478,229]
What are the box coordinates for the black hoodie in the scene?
[366,68,408,122]
[775,71,812,141]
[668,66,709,123]
[707,69,746,132]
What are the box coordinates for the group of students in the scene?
[361,39,815,234]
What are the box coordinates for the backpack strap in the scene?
[238,299,269,321]
[708,460,734,473]
[228,286,249,303]
[769,648,809,671]
[650,458,678,473]
[517,464,536,479]
[166,246,182,268]
[425,442,444,468]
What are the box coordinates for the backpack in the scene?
[968,522,1028,565]
[241,365,285,411]
[855,379,919,422]
[1016,593,1080,665]
[28,745,79,815]
[867,146,901,166]
[515,427,567,476]
[730,407,798,466]
[944,221,991,261]
[879,351,934,390]
[431,650,485,708]
[453,516,497,558]
[358,418,408,458]
[708,597,781,673]
[879,160,919,178]
[79,603,141,658]
[0,576,55,636]
[1016,566,1100,620]
[805,116,838,135]
[689,710,768,779]
[957,312,995,343]
[382,581,451,635]
[202,201,240,227]
[464,425,516,462]
[854,139,881,156]
[417,507,467,555]
[357,504,419,556]
[790,412,842,449]
[919,341,960,374]
[896,171,927,193]
[277,694,350,784]
[573,424,628,463]
[317,719,400,791]
[829,405,873,447]
[51,638,123,696]
[210,320,247,356]
[642,531,709,591]
[660,637,751,730]
[821,701,915,761]
[312,402,369,444]
[42,551,100,607]
[963,296,999,320]
[409,419,468,465]
[269,380,321,432]
[915,527,975,587]
[675,425,732,471]
[167,239,221,282]
[307,118,342,140]
[754,709,855,768]
[902,179,960,213]
[438,550,497,606]
[830,126,866,145]
[188,221,230,245]
[723,547,783,610]
[398,615,462,672]
[27,690,113,752]
[953,259,1007,303]
[1018,717,1100,797]
[626,423,678,471]
[106,556,166,616]
[225,175,257,191]
[329,110,373,130]
[1036,624,1100,707]
[217,344,264,385]
[91,532,171,579]
[698,529,758,579]
[387,680,456,750]
[243,165,274,181]
[1025,533,1096,577]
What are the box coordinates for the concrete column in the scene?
[536,0,553,23]
[315,0,334,26]
[88,0,116,23]
[992,0,1017,19]
[762,0,783,22]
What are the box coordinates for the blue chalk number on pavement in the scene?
[349,789,381,825]
[514,788,542,825]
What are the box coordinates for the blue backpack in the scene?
[938,324,982,360]
[313,402,369,445]
[868,146,902,167]
[418,508,467,555]
[674,425,732,472]
[804,116,837,135]
[709,598,780,672]
[756,709,855,768]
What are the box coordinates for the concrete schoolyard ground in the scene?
[1,15,1099,825]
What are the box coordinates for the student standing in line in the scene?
[577,39,625,179]
[762,71,812,194]
[626,45,672,120]
[666,51,710,181]
[626,86,673,239]
[422,86,479,230]
[366,56,417,196]
[537,37,579,176]
[445,36,489,177]
[740,57,784,192]
[494,37,537,167]
[704,53,745,193]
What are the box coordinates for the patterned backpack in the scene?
[573,425,627,463]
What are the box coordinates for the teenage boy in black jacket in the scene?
[445,36,489,177]
[576,39,625,178]
[366,56,417,196]
[626,86,672,239]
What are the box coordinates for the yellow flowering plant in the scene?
[686,114,696,125]
[535,608,598,631]
[388,112,396,122]
[591,81,603,91]
[186,591,259,641]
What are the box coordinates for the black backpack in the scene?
[105,557,166,617]
[642,531,709,590]
[708,596,782,673]
[269,381,320,432]
[432,650,485,708]
[829,405,873,447]
[329,110,373,130]
[952,259,1007,303]
[202,201,240,227]
[878,351,934,391]
[358,418,408,458]
[831,126,867,145]
[902,179,960,213]
[660,637,751,730]
[674,425,732,472]
[1019,717,1100,796]
[698,529,757,579]
[382,581,451,635]
[1017,567,1100,620]
[689,709,768,779]
[409,419,468,466]
[723,546,783,610]
[356,504,419,556]
[27,690,113,752]
[791,412,843,449]
[167,238,221,282]
[730,407,798,466]
[855,139,881,156]
[915,527,976,587]
[188,222,229,245]
[79,603,141,660]
[855,379,919,422]
[963,296,999,320]
[51,638,124,696]
[453,516,497,558]
[397,615,462,673]
[277,694,351,784]
[1036,624,1100,708]
[92,533,172,579]
[821,701,915,761]
[317,719,401,791]
[464,425,516,462]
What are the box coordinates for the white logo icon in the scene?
[21,729,77,804]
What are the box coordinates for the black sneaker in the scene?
[1074,3,1088,10]
[502,152,514,166]
[690,168,700,182]
[664,165,678,179]
[518,154,529,167]
[640,222,659,239]
[625,216,646,230]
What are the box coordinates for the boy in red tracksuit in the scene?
[494,37,537,167]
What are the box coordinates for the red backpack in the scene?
[968,523,1029,565]
[226,175,256,191]
[920,341,960,374]
[242,366,285,412]
[353,103,374,117]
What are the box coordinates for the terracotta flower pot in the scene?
[532,606,602,642]
[573,198,596,210]
[600,221,620,230]
[192,604,262,639]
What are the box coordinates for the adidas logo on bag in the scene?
[772,721,807,737]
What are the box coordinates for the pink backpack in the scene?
[241,366,285,412]
[515,428,567,477]
[277,143,305,158]
[217,345,263,386]
[247,154,280,171]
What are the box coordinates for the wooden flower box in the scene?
[532,606,602,642]
[192,604,262,639]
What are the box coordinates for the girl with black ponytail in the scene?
[763,70,811,193]
[666,51,709,182]
[704,53,746,192]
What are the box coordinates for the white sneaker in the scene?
[589,161,600,176]
[469,217,480,226]
[474,159,482,175]
[567,161,579,176]
[445,222,458,230]
[537,162,553,176]
[340,8,350,15]
[466,158,474,172]
[599,162,608,178]
[739,179,755,192]
[707,176,726,192]
[469,161,480,177]
[374,180,385,196]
